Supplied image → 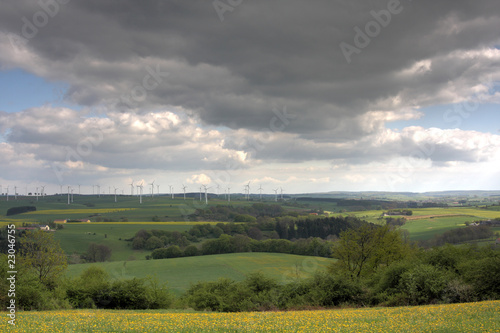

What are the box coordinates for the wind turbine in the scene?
[258,185,263,201]
[149,180,155,198]
[113,187,118,202]
[71,187,74,203]
[203,185,211,205]
[36,187,39,201]
[14,186,17,200]
[138,182,144,204]
[227,187,231,202]
[273,188,279,202]
[244,182,251,200]
[41,185,45,198]
[157,184,160,196]
[216,184,220,197]
[5,186,9,201]
[169,185,174,199]
[182,184,187,200]
[129,181,134,196]
[280,187,284,200]
[78,184,81,195]
[199,186,203,201]
[67,186,71,205]
[97,185,101,198]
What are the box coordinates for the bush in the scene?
[85,243,112,262]
[304,272,363,307]
[398,264,452,305]
[132,237,145,250]
[66,267,172,309]
[151,245,183,259]
[145,236,164,250]
[459,255,500,300]
[183,245,199,257]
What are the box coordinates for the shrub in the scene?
[459,255,500,300]
[145,236,164,250]
[398,264,452,305]
[183,245,199,257]
[305,272,363,307]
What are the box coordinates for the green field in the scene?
[0,194,253,224]
[339,207,500,241]
[66,253,333,296]
[2,301,499,332]
[53,223,197,261]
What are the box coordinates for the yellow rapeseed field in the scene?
[23,208,136,215]
[1,301,499,332]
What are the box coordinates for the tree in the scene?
[330,224,411,280]
[145,236,164,250]
[86,243,112,262]
[19,230,67,288]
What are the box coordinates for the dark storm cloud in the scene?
[1,0,499,136]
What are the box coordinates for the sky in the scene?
[0,0,500,195]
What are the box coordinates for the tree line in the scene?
[129,215,368,259]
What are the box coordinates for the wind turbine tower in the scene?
[203,185,211,205]
[114,187,118,202]
[280,187,284,200]
[138,182,144,204]
[129,181,134,196]
[273,188,278,202]
[5,186,9,201]
[259,185,263,201]
[169,185,173,199]
[182,184,187,200]
[245,182,251,200]
[227,187,231,202]
[67,186,71,205]
[14,186,17,200]
[149,180,155,198]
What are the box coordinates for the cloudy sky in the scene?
[1,0,500,195]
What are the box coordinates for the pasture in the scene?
[53,223,197,261]
[2,300,498,332]
[66,253,333,296]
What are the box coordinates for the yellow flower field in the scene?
[2,301,498,332]
[23,208,136,215]
[91,221,239,225]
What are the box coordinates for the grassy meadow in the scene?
[66,253,333,296]
[2,300,499,332]
[53,223,198,261]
